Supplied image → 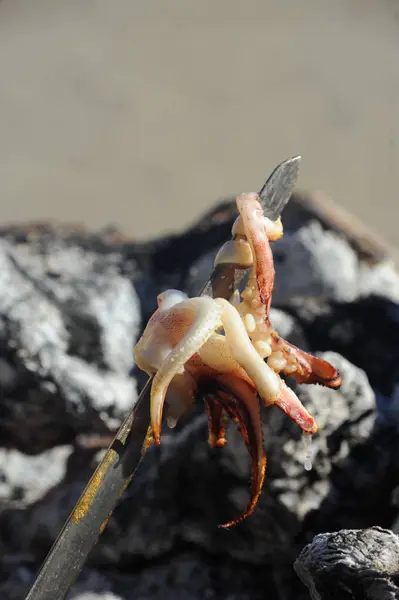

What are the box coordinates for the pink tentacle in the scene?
[274,335,342,389]
[273,379,318,434]
[236,193,276,314]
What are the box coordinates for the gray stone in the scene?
[272,220,359,303]
[0,445,72,505]
[269,307,296,339]
[358,259,399,304]
[271,352,376,521]
[79,352,376,570]
[295,527,399,600]
[0,236,140,451]
[186,250,217,297]
[0,557,265,600]
[67,570,121,600]
[72,595,121,600]
[50,354,136,416]
[0,201,399,600]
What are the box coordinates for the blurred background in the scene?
[0,0,398,244]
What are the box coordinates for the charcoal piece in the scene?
[294,526,399,600]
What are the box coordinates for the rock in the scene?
[3,352,379,580]
[67,570,121,600]
[378,383,399,428]
[272,220,359,304]
[0,562,36,600]
[0,445,72,505]
[1,192,399,600]
[293,295,399,398]
[49,352,376,576]
[0,236,140,453]
[0,556,267,600]
[294,526,399,600]
[185,249,218,297]
[269,307,296,339]
[72,595,121,600]
[271,353,376,521]
[0,445,104,562]
[358,259,399,304]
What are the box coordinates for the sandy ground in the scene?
[0,0,398,246]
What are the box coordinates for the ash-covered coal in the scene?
[1,192,399,600]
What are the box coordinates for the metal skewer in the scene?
[25,156,301,600]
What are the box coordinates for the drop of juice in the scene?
[303,432,313,471]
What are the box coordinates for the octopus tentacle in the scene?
[151,297,223,444]
[273,379,318,434]
[273,336,342,389]
[235,193,341,393]
[215,375,266,528]
[204,395,227,448]
[164,371,197,429]
[215,297,282,403]
[236,192,282,313]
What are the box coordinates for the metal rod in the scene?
[25,156,301,600]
